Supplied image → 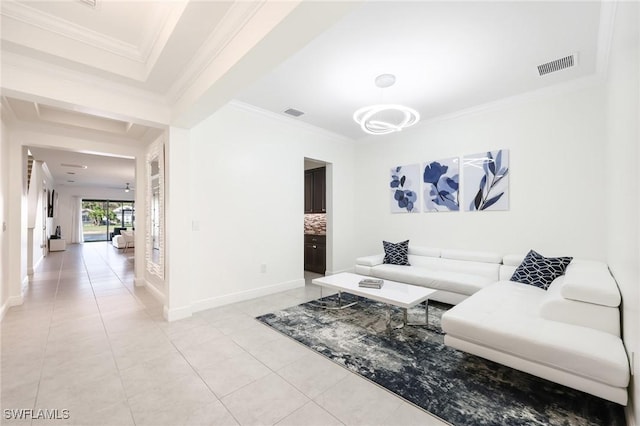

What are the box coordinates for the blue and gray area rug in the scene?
[257,294,625,426]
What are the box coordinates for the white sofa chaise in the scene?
[442,256,629,405]
[355,246,502,305]
[355,245,630,405]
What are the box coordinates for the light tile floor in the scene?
[1,243,448,426]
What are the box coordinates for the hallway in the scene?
[1,243,442,425]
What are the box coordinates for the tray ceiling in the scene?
[2,0,611,143]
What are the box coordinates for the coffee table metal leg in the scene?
[310,288,357,310]
[403,301,443,334]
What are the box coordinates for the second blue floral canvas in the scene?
[423,157,459,211]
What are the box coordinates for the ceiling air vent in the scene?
[537,53,577,76]
[284,108,304,117]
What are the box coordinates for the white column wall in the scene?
[604,2,640,423]
[352,85,607,260]
[6,138,27,309]
[186,103,355,312]
[0,119,10,318]
[164,127,192,320]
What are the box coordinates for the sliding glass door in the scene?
[82,200,135,242]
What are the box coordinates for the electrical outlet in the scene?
[192,220,200,231]
[260,263,267,273]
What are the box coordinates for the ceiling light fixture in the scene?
[353,74,420,135]
[124,183,130,193]
[61,163,88,169]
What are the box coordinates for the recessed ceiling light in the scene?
[61,163,88,169]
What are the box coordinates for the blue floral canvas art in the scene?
[423,157,459,212]
[463,149,509,211]
[390,164,421,213]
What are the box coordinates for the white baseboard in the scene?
[160,279,306,321]
[0,299,9,322]
[191,278,305,314]
[27,254,44,275]
[163,304,192,322]
[144,279,166,304]
[9,295,24,306]
[1,294,25,321]
[134,277,146,287]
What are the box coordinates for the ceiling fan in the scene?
[124,183,135,192]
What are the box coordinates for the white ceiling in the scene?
[1,1,609,184]
[235,1,603,139]
[1,0,235,92]
[2,96,156,189]
[29,147,135,191]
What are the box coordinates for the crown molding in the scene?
[167,1,264,104]
[229,100,354,144]
[139,1,188,78]
[1,0,141,61]
[1,0,186,81]
[1,53,171,127]
[2,51,168,110]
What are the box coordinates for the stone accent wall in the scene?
[304,213,326,235]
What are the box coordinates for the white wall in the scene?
[604,2,639,422]
[186,102,355,311]
[353,85,607,260]
[0,118,9,318]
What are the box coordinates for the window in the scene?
[82,199,135,242]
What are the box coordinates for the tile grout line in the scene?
[29,250,67,424]
[167,325,244,425]
[80,244,138,426]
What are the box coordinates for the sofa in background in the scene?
[110,227,127,241]
[112,230,134,251]
[355,245,630,405]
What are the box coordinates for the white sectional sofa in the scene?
[355,246,630,405]
[355,246,503,305]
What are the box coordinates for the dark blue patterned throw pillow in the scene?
[383,240,411,266]
[510,250,573,290]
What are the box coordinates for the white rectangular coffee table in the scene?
[311,272,437,330]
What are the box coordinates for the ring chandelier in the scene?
[353,74,420,135]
